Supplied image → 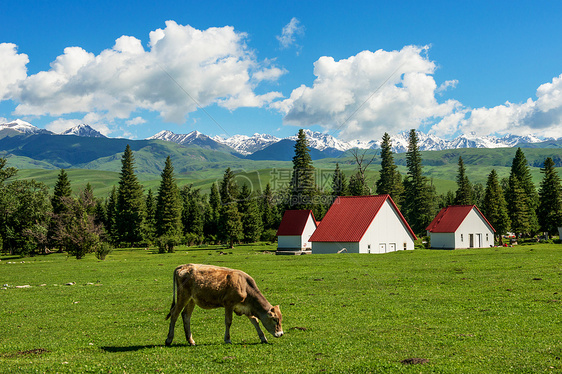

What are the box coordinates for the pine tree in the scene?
[51,169,72,215]
[220,168,238,205]
[239,184,263,243]
[331,163,348,200]
[506,148,539,235]
[181,185,204,237]
[144,188,156,241]
[261,183,280,231]
[218,168,242,246]
[289,129,316,209]
[116,144,145,245]
[454,156,473,205]
[221,202,243,248]
[507,173,531,237]
[537,157,562,236]
[155,156,182,240]
[349,172,370,196]
[49,168,73,249]
[105,186,118,243]
[402,129,435,234]
[472,183,485,208]
[204,182,221,240]
[375,132,403,206]
[482,169,510,244]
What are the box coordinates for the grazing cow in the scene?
[165,264,283,346]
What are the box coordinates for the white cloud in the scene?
[5,21,284,126]
[126,116,146,126]
[277,17,304,49]
[440,73,562,138]
[273,45,461,141]
[0,43,28,100]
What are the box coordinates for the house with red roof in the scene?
[426,205,495,249]
[276,210,318,254]
[309,195,417,254]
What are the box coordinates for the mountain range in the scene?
[1,119,561,163]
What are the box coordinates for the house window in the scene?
[486,233,489,241]
[368,244,371,249]
[461,234,464,242]
[403,243,407,250]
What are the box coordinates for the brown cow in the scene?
[165,264,283,346]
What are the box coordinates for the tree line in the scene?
[1,129,561,258]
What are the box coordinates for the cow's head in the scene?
[261,305,283,338]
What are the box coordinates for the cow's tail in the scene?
[165,268,177,320]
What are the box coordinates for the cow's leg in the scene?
[165,294,189,346]
[224,306,233,344]
[248,316,268,343]
[181,300,196,346]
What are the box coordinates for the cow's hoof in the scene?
[165,339,172,346]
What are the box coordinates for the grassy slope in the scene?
[1,244,561,373]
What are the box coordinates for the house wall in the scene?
[277,235,302,249]
[358,200,415,253]
[278,215,317,250]
[429,208,494,249]
[312,242,359,254]
[455,210,494,248]
[311,200,415,254]
[301,215,317,249]
[428,232,456,249]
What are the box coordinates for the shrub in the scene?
[156,235,181,253]
[95,242,112,260]
[260,228,277,243]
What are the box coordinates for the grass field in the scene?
[1,244,561,373]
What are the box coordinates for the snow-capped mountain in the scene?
[148,130,207,144]
[0,119,52,135]
[212,133,280,155]
[60,124,106,138]
[148,129,238,153]
[151,128,554,157]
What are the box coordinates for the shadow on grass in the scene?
[101,341,264,352]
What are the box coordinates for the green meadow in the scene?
[1,244,561,373]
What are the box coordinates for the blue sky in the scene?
[2,0,562,141]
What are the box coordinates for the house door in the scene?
[389,243,396,252]
[379,243,386,253]
[469,234,474,248]
[476,234,482,248]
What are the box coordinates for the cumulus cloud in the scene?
[437,73,562,138]
[277,17,304,49]
[126,116,146,126]
[5,21,284,125]
[0,43,28,100]
[273,45,461,141]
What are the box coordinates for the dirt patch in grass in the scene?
[401,357,429,365]
[2,348,50,358]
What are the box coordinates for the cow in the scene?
[165,264,283,346]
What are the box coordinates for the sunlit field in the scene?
[1,243,561,373]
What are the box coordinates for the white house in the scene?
[426,205,495,249]
[276,210,318,253]
[309,195,417,254]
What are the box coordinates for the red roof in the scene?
[426,205,496,233]
[276,210,316,236]
[309,195,417,242]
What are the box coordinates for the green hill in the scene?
[4,133,562,198]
